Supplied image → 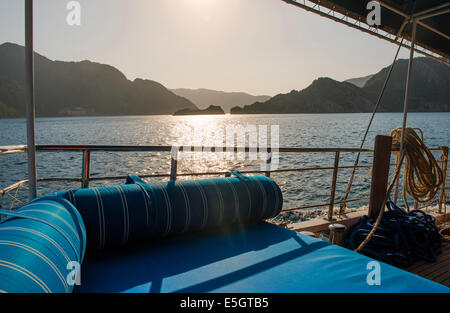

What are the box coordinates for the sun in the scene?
[184,0,222,20]
[190,0,220,7]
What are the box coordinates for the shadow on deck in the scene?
[405,239,450,287]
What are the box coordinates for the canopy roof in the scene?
[282,0,450,65]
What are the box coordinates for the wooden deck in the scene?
[405,238,450,287]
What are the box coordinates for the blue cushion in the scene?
[0,197,86,293]
[58,174,283,251]
[74,222,449,293]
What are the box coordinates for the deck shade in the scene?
[56,174,283,251]
[282,0,450,63]
[0,197,86,293]
[75,222,449,293]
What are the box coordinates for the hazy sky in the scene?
[0,0,411,96]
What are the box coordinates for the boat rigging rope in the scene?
[353,149,403,252]
[339,33,406,216]
[354,127,443,253]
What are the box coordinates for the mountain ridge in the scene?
[0,42,198,117]
[1,43,448,118]
[171,88,270,113]
[231,57,450,114]
[344,74,374,88]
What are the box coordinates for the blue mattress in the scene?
[75,222,449,293]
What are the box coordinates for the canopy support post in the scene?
[25,0,37,200]
[394,20,417,204]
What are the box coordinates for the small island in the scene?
[173,105,225,116]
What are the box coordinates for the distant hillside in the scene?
[0,43,197,117]
[173,105,225,116]
[344,74,373,88]
[231,57,450,114]
[232,78,373,114]
[0,77,24,117]
[171,88,270,113]
[363,57,450,112]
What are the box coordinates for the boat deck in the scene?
[75,222,448,293]
[405,238,450,287]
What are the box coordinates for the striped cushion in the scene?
[58,174,283,251]
[0,197,86,293]
[59,184,152,251]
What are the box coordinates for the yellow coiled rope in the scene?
[354,127,443,253]
[390,127,443,211]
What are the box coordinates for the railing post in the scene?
[265,152,272,177]
[328,223,346,246]
[81,150,91,188]
[439,146,448,214]
[25,0,37,200]
[328,151,340,221]
[170,147,178,181]
[368,135,392,218]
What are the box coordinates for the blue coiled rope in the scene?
[347,200,441,268]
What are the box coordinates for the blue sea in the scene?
[1,113,449,213]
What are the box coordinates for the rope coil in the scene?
[390,127,443,210]
[354,127,443,253]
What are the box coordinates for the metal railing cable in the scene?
[0,145,447,215]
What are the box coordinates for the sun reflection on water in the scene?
[170,115,236,175]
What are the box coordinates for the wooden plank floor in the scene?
[405,239,450,287]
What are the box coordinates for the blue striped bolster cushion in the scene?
[57,174,283,251]
[0,197,86,293]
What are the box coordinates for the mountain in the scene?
[232,77,373,114]
[0,77,25,117]
[344,74,373,88]
[0,42,197,117]
[173,105,225,116]
[363,57,450,112]
[231,57,450,114]
[171,88,270,113]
